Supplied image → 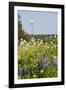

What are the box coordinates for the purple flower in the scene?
[18,68,29,75]
[53,62,58,70]
[39,60,47,69]
[24,69,28,74]
[50,60,57,69]
[39,64,44,69]
[22,69,28,74]
[50,63,52,68]
[49,60,54,68]
[40,60,47,64]
[18,68,22,75]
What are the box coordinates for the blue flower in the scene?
[39,64,44,69]
[50,60,57,69]
[49,60,54,68]
[50,63,52,68]
[53,62,58,70]
[40,60,47,64]
[18,68,29,75]
[39,60,47,69]
[22,69,28,74]
[24,69,29,74]
[18,68,22,75]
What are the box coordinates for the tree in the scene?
[18,14,25,41]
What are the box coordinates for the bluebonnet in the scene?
[18,68,29,75]
[53,62,57,70]
[49,60,54,68]
[39,60,47,69]
[22,69,29,74]
[25,69,29,74]
[50,63,52,68]
[50,60,57,69]
[18,68,22,75]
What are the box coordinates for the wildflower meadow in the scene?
[18,36,58,79]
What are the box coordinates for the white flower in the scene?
[38,39,40,41]
[40,39,43,44]
[24,40,27,44]
[40,70,44,73]
[20,38,23,41]
[45,42,47,45]
[20,39,24,46]
[54,35,57,38]
[50,41,53,44]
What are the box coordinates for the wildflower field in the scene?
[18,35,58,79]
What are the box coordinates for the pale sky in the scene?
[18,10,58,35]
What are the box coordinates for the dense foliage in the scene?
[18,36,58,79]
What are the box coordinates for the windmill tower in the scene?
[30,19,34,35]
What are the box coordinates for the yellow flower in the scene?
[40,70,44,73]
